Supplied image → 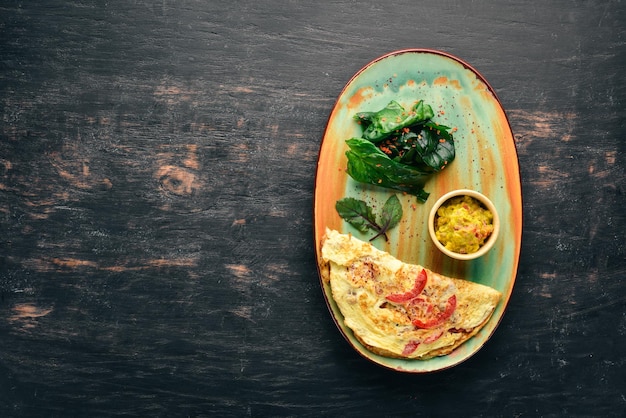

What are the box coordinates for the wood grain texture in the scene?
[1,0,625,416]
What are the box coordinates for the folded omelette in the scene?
[319,229,501,360]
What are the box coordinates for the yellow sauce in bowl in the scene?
[434,195,494,254]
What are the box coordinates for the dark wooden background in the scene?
[1,0,625,416]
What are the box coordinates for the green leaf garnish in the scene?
[346,99,455,201]
[335,197,377,234]
[335,195,403,242]
[354,100,435,143]
[345,138,431,202]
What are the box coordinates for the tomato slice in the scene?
[385,269,428,303]
[402,340,421,356]
[411,295,457,329]
[402,329,443,356]
[422,329,444,344]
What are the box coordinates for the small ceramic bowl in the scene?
[428,189,500,261]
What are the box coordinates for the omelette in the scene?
[319,229,501,360]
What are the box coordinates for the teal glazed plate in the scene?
[314,49,522,373]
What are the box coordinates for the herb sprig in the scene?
[335,195,403,242]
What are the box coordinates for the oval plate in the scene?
[314,49,522,373]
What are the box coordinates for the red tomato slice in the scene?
[422,329,444,344]
[385,269,428,303]
[402,340,421,356]
[402,329,443,357]
[411,295,457,329]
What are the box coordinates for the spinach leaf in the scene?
[345,99,456,202]
[416,121,455,172]
[335,195,403,242]
[345,138,431,202]
[354,100,435,143]
[389,121,455,172]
